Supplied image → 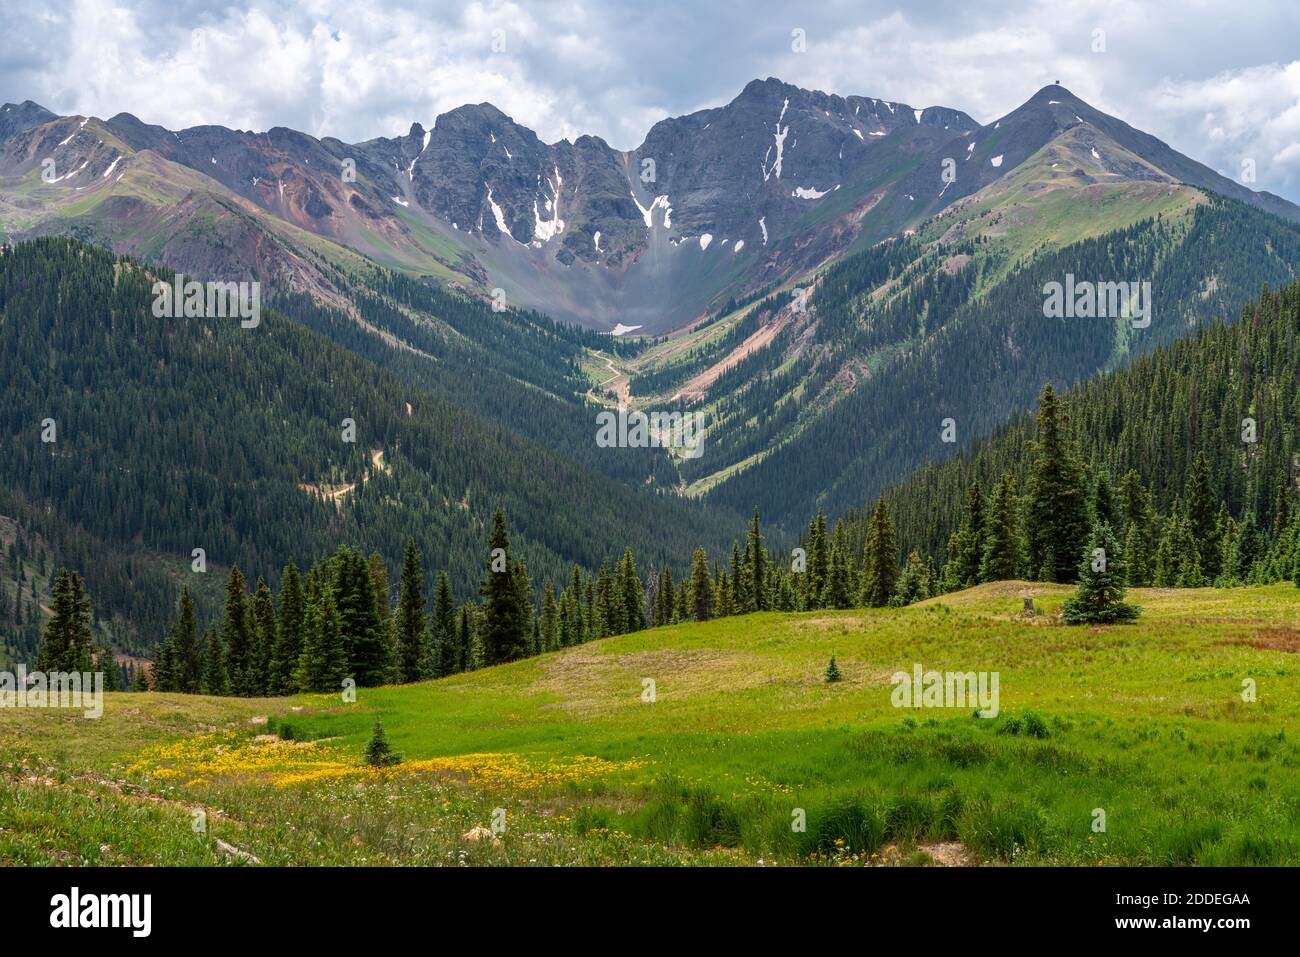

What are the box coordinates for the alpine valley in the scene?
[2,75,1300,677]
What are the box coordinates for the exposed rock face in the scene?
[2,80,1296,333]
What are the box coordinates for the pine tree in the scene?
[1123,521,1150,587]
[806,510,829,609]
[394,539,428,683]
[202,625,228,696]
[824,654,842,683]
[363,720,402,767]
[131,662,150,692]
[822,539,852,609]
[1185,452,1220,579]
[1061,523,1140,624]
[688,547,713,621]
[298,587,348,692]
[616,548,645,632]
[1025,384,1090,583]
[170,586,202,693]
[539,583,559,651]
[980,474,1022,582]
[221,566,256,696]
[429,571,456,676]
[892,551,932,605]
[250,578,277,696]
[480,511,529,664]
[333,547,390,685]
[859,497,898,607]
[746,509,768,611]
[268,560,305,695]
[35,569,93,673]
[1091,469,1120,532]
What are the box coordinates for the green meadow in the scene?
[2,582,1298,866]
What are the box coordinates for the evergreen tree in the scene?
[364,720,402,767]
[394,539,428,683]
[170,586,202,693]
[250,578,277,695]
[429,571,456,676]
[131,662,150,692]
[1025,385,1090,583]
[268,560,305,695]
[297,587,348,692]
[892,551,932,605]
[746,509,768,611]
[822,539,852,609]
[806,511,829,609]
[1061,523,1140,624]
[480,511,530,664]
[539,583,560,652]
[333,547,390,685]
[689,547,714,621]
[1185,452,1220,579]
[1091,469,1120,532]
[34,569,93,673]
[824,654,842,683]
[860,497,898,607]
[221,566,256,696]
[980,474,1022,582]
[202,625,229,696]
[616,548,645,632]
[1123,521,1150,587]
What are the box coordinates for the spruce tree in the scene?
[268,560,305,695]
[980,474,1022,582]
[480,511,529,664]
[1025,384,1090,583]
[250,578,277,696]
[822,539,852,609]
[746,509,768,611]
[35,569,93,673]
[859,497,898,607]
[430,571,456,676]
[170,586,202,693]
[394,539,428,683]
[202,625,229,695]
[221,566,256,696]
[1061,523,1140,624]
[298,587,348,692]
[824,654,843,683]
[689,547,714,621]
[806,511,829,609]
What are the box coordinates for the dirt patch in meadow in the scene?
[533,648,758,710]
[1220,628,1300,653]
[917,841,976,866]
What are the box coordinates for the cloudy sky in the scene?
[4,0,1300,200]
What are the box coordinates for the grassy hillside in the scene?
[4,582,1298,866]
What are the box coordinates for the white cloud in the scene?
[3,0,1299,201]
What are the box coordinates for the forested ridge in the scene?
[705,196,1300,525]
[0,238,739,652]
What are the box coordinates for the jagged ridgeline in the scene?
[0,238,738,646]
[874,276,1300,586]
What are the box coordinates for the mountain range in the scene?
[3,77,1300,653]
[3,79,1296,334]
